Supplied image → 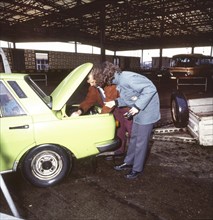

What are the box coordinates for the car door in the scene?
[0,81,34,172]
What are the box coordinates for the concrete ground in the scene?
[0,75,213,220]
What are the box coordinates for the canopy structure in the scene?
[0,0,212,51]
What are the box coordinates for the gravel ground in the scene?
[1,76,212,220]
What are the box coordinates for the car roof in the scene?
[0,73,27,79]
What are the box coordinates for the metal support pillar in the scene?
[100,5,106,63]
[0,174,21,218]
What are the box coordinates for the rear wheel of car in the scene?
[171,90,189,128]
[21,144,71,187]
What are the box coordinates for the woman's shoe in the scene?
[105,156,113,161]
[114,150,125,155]
[114,163,132,171]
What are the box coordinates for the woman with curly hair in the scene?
[93,65,133,157]
[96,61,161,179]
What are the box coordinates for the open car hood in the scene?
[51,63,93,110]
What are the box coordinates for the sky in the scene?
[0,40,212,62]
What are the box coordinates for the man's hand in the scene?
[104,100,116,108]
[128,107,139,115]
[124,106,139,119]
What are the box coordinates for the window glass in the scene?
[35,52,49,71]
[25,76,51,108]
[0,82,26,117]
[8,81,27,98]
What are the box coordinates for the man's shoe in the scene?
[125,170,140,179]
[114,163,132,171]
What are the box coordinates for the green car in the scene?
[0,63,119,187]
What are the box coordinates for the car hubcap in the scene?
[31,150,63,180]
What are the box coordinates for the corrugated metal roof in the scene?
[0,0,212,50]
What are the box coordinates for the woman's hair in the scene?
[90,66,103,86]
[93,61,121,87]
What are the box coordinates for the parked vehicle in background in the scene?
[170,91,213,146]
[153,91,213,147]
[169,53,213,78]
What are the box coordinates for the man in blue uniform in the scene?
[96,61,161,179]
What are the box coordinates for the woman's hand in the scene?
[104,100,116,108]
[71,109,82,117]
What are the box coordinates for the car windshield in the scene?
[25,75,52,108]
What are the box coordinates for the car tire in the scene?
[171,90,189,128]
[21,144,72,187]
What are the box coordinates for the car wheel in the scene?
[171,90,189,128]
[21,144,71,187]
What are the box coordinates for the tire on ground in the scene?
[21,144,71,187]
[170,90,189,128]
